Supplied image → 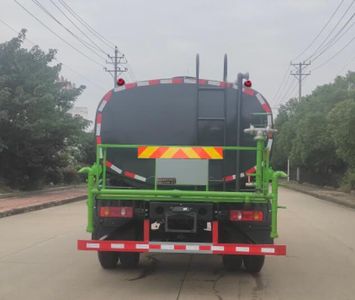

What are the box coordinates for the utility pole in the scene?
[105,46,128,88]
[290,61,311,102]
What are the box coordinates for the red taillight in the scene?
[229,210,264,222]
[117,78,125,86]
[244,80,252,88]
[99,206,133,218]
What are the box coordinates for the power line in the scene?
[56,0,135,80]
[273,65,290,102]
[305,0,355,61]
[277,75,297,105]
[58,0,115,50]
[31,0,107,61]
[311,12,355,63]
[13,0,106,68]
[48,0,110,58]
[293,0,346,61]
[312,34,355,71]
[0,16,107,91]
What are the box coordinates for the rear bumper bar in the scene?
[77,240,286,256]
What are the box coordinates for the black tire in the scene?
[222,255,243,271]
[243,255,265,273]
[97,251,119,269]
[119,252,140,268]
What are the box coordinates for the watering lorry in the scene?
[78,55,287,273]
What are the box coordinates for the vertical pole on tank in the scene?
[222,54,228,191]
[195,53,200,145]
[235,74,243,191]
[114,46,118,88]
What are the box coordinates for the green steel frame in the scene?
[79,135,286,239]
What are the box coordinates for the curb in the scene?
[0,195,87,218]
[280,183,355,209]
[0,184,86,199]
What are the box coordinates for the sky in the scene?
[1,0,355,121]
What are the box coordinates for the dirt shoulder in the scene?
[0,186,86,218]
[281,180,355,209]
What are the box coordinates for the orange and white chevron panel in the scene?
[137,146,223,160]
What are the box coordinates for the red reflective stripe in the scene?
[149,244,161,250]
[172,78,183,84]
[125,83,137,89]
[106,161,113,168]
[96,113,102,124]
[262,103,272,112]
[174,244,186,250]
[96,136,102,144]
[199,245,211,251]
[103,90,113,101]
[124,171,135,178]
[199,79,207,85]
[149,79,160,85]
[243,88,254,96]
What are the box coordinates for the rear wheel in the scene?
[222,255,243,271]
[98,251,119,269]
[119,252,140,268]
[243,255,265,273]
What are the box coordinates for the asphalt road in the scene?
[1,188,355,300]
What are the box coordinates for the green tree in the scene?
[272,71,355,187]
[0,30,89,189]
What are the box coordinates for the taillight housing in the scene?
[99,206,133,218]
[229,210,264,222]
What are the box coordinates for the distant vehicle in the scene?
[78,55,287,273]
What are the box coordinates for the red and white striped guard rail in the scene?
[78,220,286,256]
[77,240,286,256]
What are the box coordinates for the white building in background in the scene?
[69,106,89,120]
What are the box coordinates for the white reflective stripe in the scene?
[160,79,172,84]
[114,86,126,92]
[267,114,272,126]
[240,173,245,178]
[137,81,149,87]
[134,174,146,182]
[96,123,101,136]
[98,100,107,112]
[184,78,196,84]
[208,80,220,86]
[98,148,103,159]
[261,247,275,254]
[111,243,125,249]
[212,246,224,251]
[86,243,100,249]
[110,165,122,174]
[236,246,250,253]
[136,244,149,249]
[186,245,199,251]
[161,244,174,250]
[256,93,265,104]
